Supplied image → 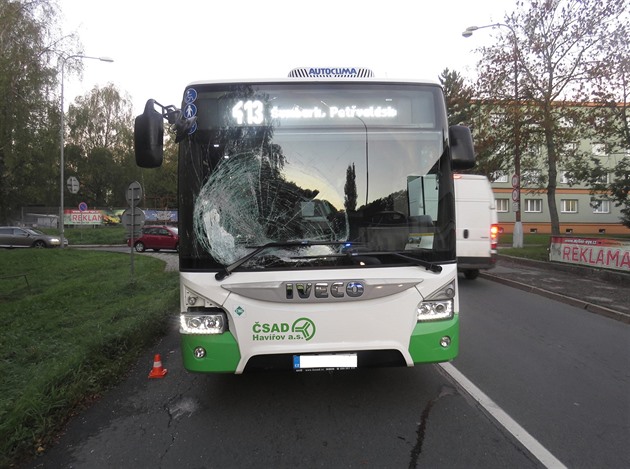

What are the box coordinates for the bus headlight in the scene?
[417,300,454,321]
[180,312,226,334]
[417,281,455,321]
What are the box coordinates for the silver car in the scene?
[0,226,68,248]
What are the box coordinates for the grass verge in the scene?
[45,225,128,246]
[0,249,178,467]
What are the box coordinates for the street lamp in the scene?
[463,23,523,248]
[59,54,113,248]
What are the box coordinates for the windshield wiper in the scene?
[345,250,442,273]
[290,249,442,273]
[215,241,350,280]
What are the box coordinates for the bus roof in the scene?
[185,76,442,88]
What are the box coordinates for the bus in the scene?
[134,67,475,373]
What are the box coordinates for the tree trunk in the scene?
[543,108,560,235]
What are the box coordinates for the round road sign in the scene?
[126,181,143,207]
[67,176,80,194]
[122,207,146,229]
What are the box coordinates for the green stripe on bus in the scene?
[181,332,241,373]
[408,317,459,363]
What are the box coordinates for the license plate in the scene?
[293,353,357,371]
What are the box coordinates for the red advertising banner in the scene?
[63,210,103,225]
[549,236,630,272]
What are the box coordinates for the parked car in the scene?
[127,225,179,252]
[0,226,68,248]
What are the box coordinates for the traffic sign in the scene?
[511,174,520,188]
[126,181,143,207]
[122,207,145,230]
[512,189,519,202]
[67,176,80,194]
[78,202,88,211]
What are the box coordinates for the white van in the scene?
[453,174,499,279]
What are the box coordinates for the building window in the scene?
[592,200,610,214]
[524,199,543,213]
[496,198,509,212]
[560,171,576,184]
[492,172,508,183]
[592,143,607,157]
[561,199,578,213]
[595,172,610,184]
[562,142,577,156]
[524,144,543,158]
[522,170,543,186]
[490,113,506,127]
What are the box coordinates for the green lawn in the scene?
[51,224,128,245]
[0,249,178,467]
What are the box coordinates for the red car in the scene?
[128,225,179,252]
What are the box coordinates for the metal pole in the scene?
[60,62,65,247]
[59,54,114,248]
[130,210,135,277]
[462,23,523,248]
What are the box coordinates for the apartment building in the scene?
[490,142,629,235]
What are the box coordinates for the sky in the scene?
[57,0,516,116]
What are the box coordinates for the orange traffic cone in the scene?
[148,354,168,378]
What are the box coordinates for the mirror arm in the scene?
[148,100,197,143]
[150,100,181,125]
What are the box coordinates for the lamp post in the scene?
[463,23,523,248]
[59,54,113,248]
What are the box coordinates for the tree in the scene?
[473,0,628,234]
[567,39,630,227]
[0,0,70,222]
[439,68,474,126]
[140,134,178,208]
[344,163,357,212]
[65,83,135,207]
[568,153,630,227]
[440,68,521,179]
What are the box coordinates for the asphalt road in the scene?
[24,254,630,469]
[26,314,541,469]
[455,278,630,468]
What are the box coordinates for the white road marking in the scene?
[439,362,568,469]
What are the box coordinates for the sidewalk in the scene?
[480,255,630,323]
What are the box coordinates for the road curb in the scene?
[480,271,630,324]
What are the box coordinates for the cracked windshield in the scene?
[179,83,451,270]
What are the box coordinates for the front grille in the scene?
[243,349,405,372]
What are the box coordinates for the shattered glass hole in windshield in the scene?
[193,152,349,265]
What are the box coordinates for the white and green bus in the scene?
[134,67,475,373]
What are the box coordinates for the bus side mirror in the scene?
[134,99,164,168]
[449,125,476,170]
